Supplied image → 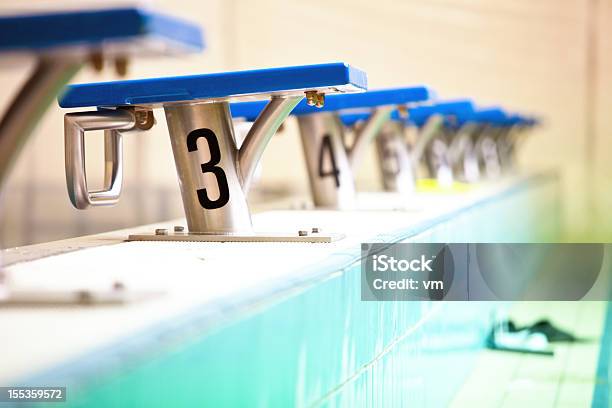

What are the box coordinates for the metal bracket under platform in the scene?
[127,228,345,243]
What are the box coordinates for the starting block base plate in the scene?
[127,231,345,243]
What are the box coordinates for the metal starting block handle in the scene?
[59,63,367,235]
[232,87,432,209]
[64,108,155,209]
[0,7,204,188]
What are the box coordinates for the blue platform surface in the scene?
[501,114,524,127]
[466,107,507,126]
[0,7,204,54]
[59,62,367,108]
[338,111,402,127]
[338,100,478,128]
[231,87,431,121]
[507,113,539,127]
[408,100,475,127]
[466,107,539,126]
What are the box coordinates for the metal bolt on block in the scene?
[315,93,325,108]
[305,91,318,106]
[134,109,155,130]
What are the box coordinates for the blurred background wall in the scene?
[0,0,610,247]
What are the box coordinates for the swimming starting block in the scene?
[465,108,509,178]
[461,107,535,178]
[232,87,432,209]
[443,105,497,183]
[0,7,204,186]
[59,62,367,242]
[488,111,538,173]
[450,108,538,180]
[381,100,476,186]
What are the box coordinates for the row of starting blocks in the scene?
[0,6,539,244]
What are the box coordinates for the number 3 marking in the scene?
[187,128,230,209]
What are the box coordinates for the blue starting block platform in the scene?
[466,107,508,126]
[462,108,538,128]
[501,113,538,127]
[408,100,475,127]
[59,62,366,108]
[0,7,204,56]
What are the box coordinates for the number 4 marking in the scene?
[318,134,341,188]
[187,128,230,210]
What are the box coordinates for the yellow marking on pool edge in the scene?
[416,178,474,193]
